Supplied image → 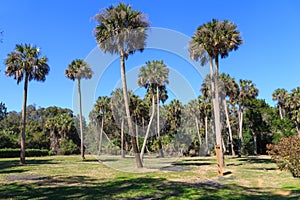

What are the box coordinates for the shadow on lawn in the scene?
[237,157,273,164]
[1,176,299,199]
[0,158,56,173]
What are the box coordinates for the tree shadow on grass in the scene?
[236,157,273,164]
[0,158,57,173]
[1,176,299,199]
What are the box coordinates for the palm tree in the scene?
[187,100,202,150]
[94,3,149,168]
[138,60,169,159]
[236,79,258,157]
[190,19,242,168]
[94,96,110,155]
[198,95,212,155]
[219,73,239,156]
[272,88,288,119]
[111,88,126,158]
[5,44,49,164]
[285,87,300,136]
[65,59,92,160]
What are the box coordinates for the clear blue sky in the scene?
[1,0,300,114]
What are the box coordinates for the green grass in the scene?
[0,155,299,199]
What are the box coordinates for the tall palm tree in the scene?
[236,79,258,157]
[190,19,242,168]
[94,3,149,168]
[272,88,288,119]
[138,60,169,159]
[65,59,92,160]
[5,44,49,164]
[94,96,110,155]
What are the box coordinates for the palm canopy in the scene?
[189,19,242,68]
[93,3,149,59]
[65,59,92,81]
[138,60,169,89]
[272,88,288,103]
[5,44,49,84]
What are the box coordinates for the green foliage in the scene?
[267,136,300,177]
[0,148,52,158]
[59,139,79,155]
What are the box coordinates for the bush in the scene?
[59,139,79,155]
[267,136,300,178]
[0,148,53,158]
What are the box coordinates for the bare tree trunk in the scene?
[140,95,155,160]
[121,117,125,158]
[120,53,143,168]
[20,75,29,164]
[205,116,209,155]
[253,131,257,155]
[238,109,244,157]
[78,79,85,160]
[209,58,223,164]
[195,117,201,147]
[136,118,139,148]
[279,104,283,120]
[157,86,164,157]
[223,99,235,156]
[98,116,104,155]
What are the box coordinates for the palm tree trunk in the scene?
[195,117,201,148]
[140,95,155,160]
[253,131,257,155]
[121,117,125,158]
[120,53,143,168]
[279,104,283,120]
[157,86,164,157]
[238,109,243,157]
[223,99,235,156]
[136,117,139,148]
[210,57,223,165]
[98,116,104,155]
[20,75,29,164]
[205,116,209,155]
[78,78,85,160]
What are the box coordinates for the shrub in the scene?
[59,139,79,155]
[267,136,300,178]
[0,148,52,158]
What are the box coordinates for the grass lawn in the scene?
[0,155,299,199]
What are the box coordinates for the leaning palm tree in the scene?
[93,3,149,168]
[5,44,49,164]
[189,19,242,168]
[65,59,92,160]
[138,60,169,159]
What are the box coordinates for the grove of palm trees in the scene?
[1,1,300,199]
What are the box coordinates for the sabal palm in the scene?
[272,88,288,119]
[65,59,92,160]
[237,79,258,156]
[138,60,169,158]
[219,73,239,156]
[198,95,211,155]
[94,96,110,155]
[285,87,300,136]
[94,3,149,168]
[190,19,242,168]
[5,44,49,164]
